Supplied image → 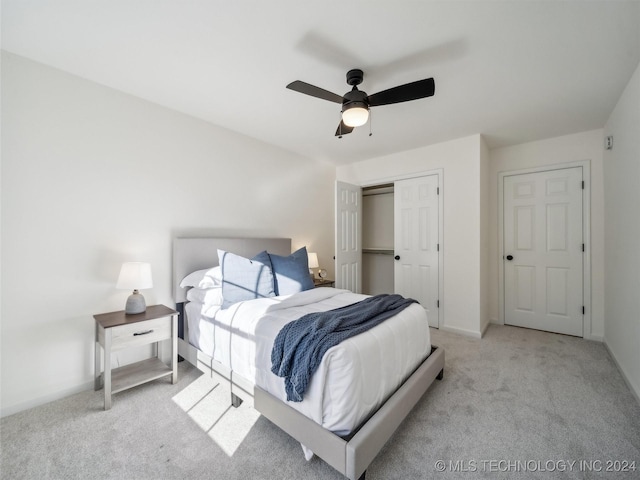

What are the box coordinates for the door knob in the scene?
[506,255,514,261]
[394,255,400,260]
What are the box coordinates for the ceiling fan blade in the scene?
[287,80,343,104]
[368,78,435,107]
[335,120,354,137]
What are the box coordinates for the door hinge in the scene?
[582,243,585,252]
[437,187,440,195]
[582,306,585,315]
[437,300,440,308]
[437,243,440,251]
[582,181,585,189]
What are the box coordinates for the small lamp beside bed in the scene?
[307,252,319,276]
[116,262,153,314]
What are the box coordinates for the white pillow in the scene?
[186,287,224,306]
[179,266,222,288]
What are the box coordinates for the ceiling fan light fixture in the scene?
[342,103,369,127]
[286,69,435,137]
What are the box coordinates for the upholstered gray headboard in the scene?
[172,237,292,303]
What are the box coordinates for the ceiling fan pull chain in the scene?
[369,111,373,137]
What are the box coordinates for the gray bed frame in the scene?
[173,237,445,480]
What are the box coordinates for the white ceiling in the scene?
[2,1,639,165]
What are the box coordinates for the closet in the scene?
[336,173,442,328]
[362,184,395,295]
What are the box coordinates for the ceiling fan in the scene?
[286,69,435,137]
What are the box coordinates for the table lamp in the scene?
[116,262,153,314]
[307,252,319,275]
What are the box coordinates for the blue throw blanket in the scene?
[271,294,418,402]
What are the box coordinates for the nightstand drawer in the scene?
[109,317,171,350]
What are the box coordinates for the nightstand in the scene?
[314,278,335,288]
[94,304,178,410]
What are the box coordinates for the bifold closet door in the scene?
[335,181,362,293]
[394,175,439,328]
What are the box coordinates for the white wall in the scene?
[489,129,605,340]
[0,52,336,416]
[603,62,640,400]
[337,134,484,337]
[479,136,491,335]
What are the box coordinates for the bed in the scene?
[173,237,444,480]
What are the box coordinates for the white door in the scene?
[335,181,362,293]
[503,167,583,336]
[394,175,440,328]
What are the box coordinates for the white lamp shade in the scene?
[307,252,319,269]
[342,106,369,127]
[116,262,153,290]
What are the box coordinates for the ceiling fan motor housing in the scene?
[342,88,369,112]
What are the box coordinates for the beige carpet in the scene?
[2,324,639,479]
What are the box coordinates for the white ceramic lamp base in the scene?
[125,290,146,314]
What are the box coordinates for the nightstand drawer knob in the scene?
[133,329,154,336]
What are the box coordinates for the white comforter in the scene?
[185,287,431,435]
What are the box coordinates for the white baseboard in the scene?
[603,340,640,406]
[1,379,95,418]
[439,324,482,339]
[480,320,491,338]
[584,333,604,342]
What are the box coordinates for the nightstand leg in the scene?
[171,314,178,384]
[94,325,101,391]
[104,330,112,410]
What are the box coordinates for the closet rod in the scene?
[362,191,393,197]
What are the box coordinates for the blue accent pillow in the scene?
[218,249,275,309]
[269,247,315,296]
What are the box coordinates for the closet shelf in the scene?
[363,248,394,255]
